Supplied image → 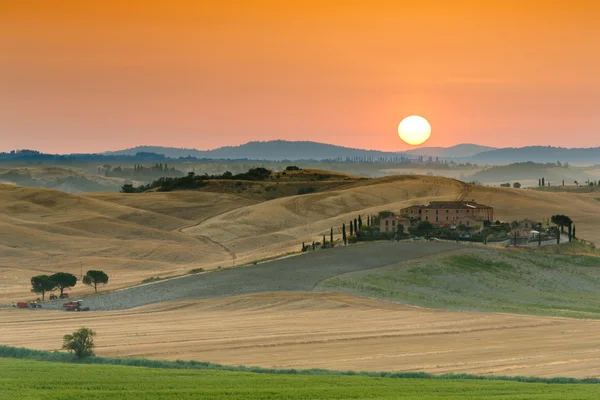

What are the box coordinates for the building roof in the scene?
[401,201,492,210]
[381,215,410,222]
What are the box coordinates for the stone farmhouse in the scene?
[380,215,410,234]
[401,201,494,231]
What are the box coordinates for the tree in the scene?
[473,224,481,231]
[342,223,347,245]
[511,220,519,229]
[367,215,371,226]
[396,224,404,240]
[353,218,358,234]
[302,242,306,252]
[312,241,315,251]
[573,225,577,240]
[512,182,521,189]
[330,227,334,245]
[50,272,77,296]
[358,215,363,230]
[349,220,354,236]
[82,270,109,293]
[542,177,545,186]
[322,234,326,246]
[458,224,467,232]
[551,215,572,234]
[31,275,55,301]
[62,327,96,358]
[120,183,136,193]
[568,224,572,243]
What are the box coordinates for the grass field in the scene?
[2,358,600,400]
[322,248,600,319]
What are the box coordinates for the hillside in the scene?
[465,162,592,186]
[404,143,496,158]
[105,140,409,161]
[468,146,600,165]
[0,167,129,193]
[3,174,600,302]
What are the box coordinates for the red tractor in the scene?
[62,300,89,312]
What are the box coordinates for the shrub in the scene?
[297,187,316,195]
[62,328,96,359]
[188,268,205,274]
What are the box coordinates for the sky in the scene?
[1,0,600,153]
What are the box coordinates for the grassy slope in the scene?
[1,358,598,400]
[322,247,600,319]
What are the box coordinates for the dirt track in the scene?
[4,292,600,378]
[43,242,464,311]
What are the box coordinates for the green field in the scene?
[2,358,600,400]
[321,248,600,318]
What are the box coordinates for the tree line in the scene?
[31,270,109,301]
[121,167,273,193]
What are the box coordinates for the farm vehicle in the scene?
[14,301,42,309]
[62,300,90,312]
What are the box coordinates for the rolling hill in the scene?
[2,174,600,303]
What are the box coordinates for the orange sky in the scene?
[1,0,599,153]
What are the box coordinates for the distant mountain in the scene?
[468,146,600,165]
[404,144,497,158]
[105,141,410,161]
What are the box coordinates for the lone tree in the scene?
[62,327,96,358]
[31,275,55,301]
[330,227,334,245]
[50,272,77,297]
[551,215,572,234]
[82,270,109,293]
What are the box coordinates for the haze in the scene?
[1,0,599,153]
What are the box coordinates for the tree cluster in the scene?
[31,270,109,300]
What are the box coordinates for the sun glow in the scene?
[398,116,431,146]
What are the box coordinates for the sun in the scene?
[398,115,431,146]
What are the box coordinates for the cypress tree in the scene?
[568,224,572,243]
[330,227,333,245]
[557,230,560,244]
[302,242,305,252]
[538,230,542,246]
[358,215,363,230]
[354,218,358,234]
[573,225,576,240]
[323,235,326,245]
[542,177,545,187]
[350,220,354,236]
[312,241,315,251]
[342,223,347,245]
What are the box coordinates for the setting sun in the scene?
[398,116,431,146]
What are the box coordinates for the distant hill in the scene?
[105,141,409,161]
[404,144,496,158]
[467,146,600,165]
[465,162,593,185]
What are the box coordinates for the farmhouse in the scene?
[380,215,410,233]
[401,201,493,228]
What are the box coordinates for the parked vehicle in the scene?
[59,293,69,299]
[16,302,29,309]
[49,294,58,301]
[29,301,42,308]
[62,300,89,312]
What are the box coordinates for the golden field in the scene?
[2,292,600,378]
[2,175,600,302]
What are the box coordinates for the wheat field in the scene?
[2,292,600,378]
